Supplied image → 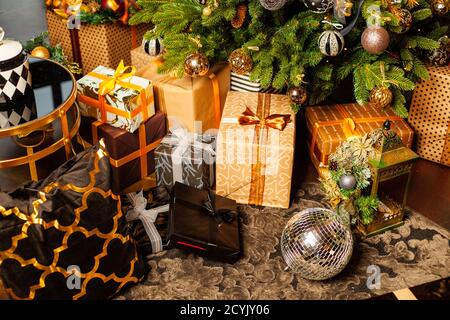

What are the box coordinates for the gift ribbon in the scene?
[237,93,291,206]
[238,106,291,131]
[78,121,163,182]
[77,61,151,124]
[126,191,169,253]
[160,127,216,186]
[309,104,403,166]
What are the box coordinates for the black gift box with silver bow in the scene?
[167,182,242,264]
[155,128,216,191]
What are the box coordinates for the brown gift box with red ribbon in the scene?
[46,10,148,74]
[408,66,450,166]
[305,103,414,173]
[137,60,230,133]
[216,91,296,209]
[78,111,166,194]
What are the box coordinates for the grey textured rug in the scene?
[117,182,450,300]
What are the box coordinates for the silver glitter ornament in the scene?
[318,30,345,56]
[339,174,357,190]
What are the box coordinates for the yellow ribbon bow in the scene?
[98,60,137,96]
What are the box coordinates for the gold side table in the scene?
[0,57,80,191]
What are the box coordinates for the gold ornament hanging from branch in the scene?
[228,48,253,74]
[231,3,248,28]
[184,53,210,77]
[370,86,393,109]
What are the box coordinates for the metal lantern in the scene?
[358,120,419,237]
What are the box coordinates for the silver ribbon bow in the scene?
[126,191,169,253]
[161,127,216,184]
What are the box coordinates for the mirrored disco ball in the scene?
[281,208,353,280]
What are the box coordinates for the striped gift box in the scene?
[230,72,281,93]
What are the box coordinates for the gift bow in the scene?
[161,127,216,186]
[98,60,136,96]
[126,191,169,253]
[238,106,291,131]
[201,189,236,226]
[162,127,216,165]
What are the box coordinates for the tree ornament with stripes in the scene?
[142,37,164,56]
[259,0,287,10]
[318,30,345,56]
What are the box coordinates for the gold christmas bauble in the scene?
[31,46,51,59]
[370,86,393,109]
[431,0,449,16]
[202,6,212,16]
[287,86,308,105]
[361,26,390,55]
[228,48,253,74]
[184,53,210,77]
[395,9,413,34]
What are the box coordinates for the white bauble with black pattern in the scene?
[142,37,164,56]
[318,30,345,56]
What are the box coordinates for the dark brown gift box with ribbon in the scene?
[167,182,242,264]
[46,10,147,74]
[216,91,296,208]
[305,103,414,174]
[78,111,166,194]
[137,60,230,133]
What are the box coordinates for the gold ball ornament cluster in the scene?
[369,86,393,109]
[30,46,51,59]
[361,26,390,55]
[228,48,253,75]
[287,86,308,105]
[184,53,210,77]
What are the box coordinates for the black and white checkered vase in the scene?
[0,59,36,128]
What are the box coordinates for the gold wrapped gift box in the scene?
[409,66,450,166]
[216,91,296,209]
[305,103,414,174]
[46,11,148,74]
[131,46,153,72]
[138,60,230,133]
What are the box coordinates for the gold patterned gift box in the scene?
[408,66,450,166]
[46,10,147,74]
[305,103,414,173]
[77,62,155,133]
[138,61,230,133]
[131,46,153,72]
[216,91,296,209]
